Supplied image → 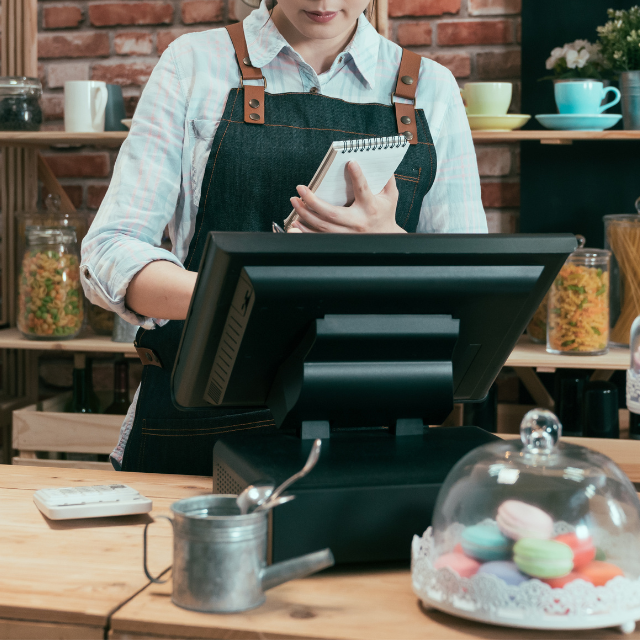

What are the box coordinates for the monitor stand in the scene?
[212,313,499,564]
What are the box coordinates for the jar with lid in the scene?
[547,237,610,355]
[412,409,640,633]
[526,293,548,344]
[604,198,640,346]
[0,77,42,131]
[17,227,84,340]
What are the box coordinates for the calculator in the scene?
[33,484,153,520]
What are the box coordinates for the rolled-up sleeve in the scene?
[416,73,487,234]
[81,44,187,329]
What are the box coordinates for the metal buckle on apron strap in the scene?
[136,347,163,368]
[226,22,266,125]
[393,49,422,145]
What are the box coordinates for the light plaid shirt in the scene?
[81,3,487,466]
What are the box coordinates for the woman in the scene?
[81,0,487,475]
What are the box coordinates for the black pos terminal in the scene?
[172,233,575,564]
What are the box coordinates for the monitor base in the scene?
[212,427,498,564]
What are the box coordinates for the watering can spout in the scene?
[261,548,334,591]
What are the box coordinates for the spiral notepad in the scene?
[283,135,410,231]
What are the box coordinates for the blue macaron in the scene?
[477,561,529,586]
[461,523,512,561]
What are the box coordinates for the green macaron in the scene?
[513,538,574,579]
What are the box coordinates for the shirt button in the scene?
[310,87,318,94]
[339,56,343,63]
[84,268,91,280]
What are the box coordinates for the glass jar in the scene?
[604,203,640,346]
[17,227,84,340]
[413,409,640,632]
[547,240,610,356]
[0,77,42,131]
[526,293,548,343]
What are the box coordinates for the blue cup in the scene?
[554,81,621,115]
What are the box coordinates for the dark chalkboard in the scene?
[520,0,640,247]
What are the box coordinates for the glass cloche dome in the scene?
[412,409,640,633]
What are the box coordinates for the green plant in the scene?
[597,6,640,72]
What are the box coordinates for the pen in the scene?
[272,222,285,233]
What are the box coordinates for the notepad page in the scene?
[283,136,410,230]
[314,136,410,206]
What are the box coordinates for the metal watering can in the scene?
[143,494,334,613]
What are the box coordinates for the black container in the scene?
[0,77,42,131]
[104,84,127,131]
[630,410,640,440]
[583,380,620,439]
[554,369,590,436]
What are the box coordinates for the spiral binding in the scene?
[339,135,409,154]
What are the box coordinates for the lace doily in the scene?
[412,526,640,632]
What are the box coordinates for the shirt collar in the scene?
[242,2,380,90]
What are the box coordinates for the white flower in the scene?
[566,49,579,68]
[575,48,590,68]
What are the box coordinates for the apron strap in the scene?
[226,22,266,125]
[393,49,421,145]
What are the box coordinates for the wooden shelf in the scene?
[506,335,629,370]
[0,329,628,368]
[0,131,128,148]
[472,129,640,143]
[0,328,136,354]
[0,130,638,148]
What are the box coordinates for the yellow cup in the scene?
[460,82,513,115]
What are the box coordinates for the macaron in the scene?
[574,561,624,587]
[434,552,481,578]
[543,571,583,588]
[554,532,596,569]
[461,523,512,561]
[513,538,574,579]
[477,561,528,586]
[496,500,554,541]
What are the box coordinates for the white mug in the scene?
[64,81,108,133]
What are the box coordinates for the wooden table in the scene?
[1,465,639,640]
[0,465,210,639]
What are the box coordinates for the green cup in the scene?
[460,82,513,115]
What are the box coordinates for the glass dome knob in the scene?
[520,408,562,454]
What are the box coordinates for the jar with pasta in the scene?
[547,244,610,356]
[17,227,84,340]
[526,293,548,343]
[604,202,640,346]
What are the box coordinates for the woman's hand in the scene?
[288,160,405,234]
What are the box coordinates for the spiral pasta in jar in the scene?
[17,227,84,340]
[547,247,610,356]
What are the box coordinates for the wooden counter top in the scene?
[0,465,209,636]
[110,565,640,640]
[1,464,639,640]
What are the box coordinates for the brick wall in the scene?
[38,0,521,231]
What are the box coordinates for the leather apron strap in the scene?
[226,22,266,125]
[393,49,421,145]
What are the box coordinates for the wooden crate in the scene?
[12,393,125,469]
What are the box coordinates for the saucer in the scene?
[535,114,622,131]
[467,114,530,131]
[121,118,133,129]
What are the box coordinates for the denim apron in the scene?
[121,23,438,475]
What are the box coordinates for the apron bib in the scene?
[121,24,437,475]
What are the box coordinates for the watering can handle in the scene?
[143,515,173,584]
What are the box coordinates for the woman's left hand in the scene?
[288,160,405,233]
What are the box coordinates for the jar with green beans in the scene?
[17,227,84,340]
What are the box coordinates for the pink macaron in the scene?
[496,500,554,541]
[434,552,481,578]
